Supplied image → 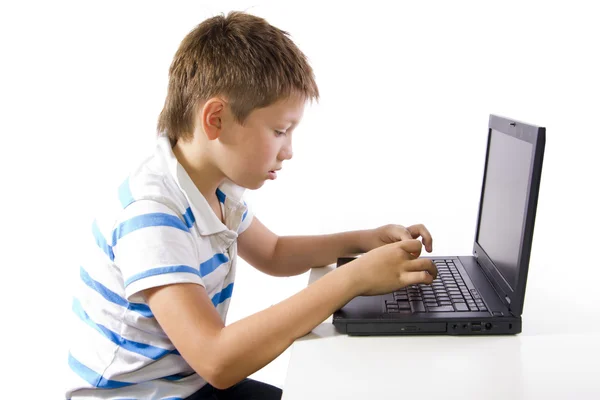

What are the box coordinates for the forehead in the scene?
[252,93,306,124]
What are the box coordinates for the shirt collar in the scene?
[156,135,247,236]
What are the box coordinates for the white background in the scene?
[1,0,599,398]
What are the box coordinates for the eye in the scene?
[274,130,286,137]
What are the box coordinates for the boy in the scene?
[66,11,437,400]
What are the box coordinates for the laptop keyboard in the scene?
[385,259,488,313]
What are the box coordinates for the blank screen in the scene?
[477,129,532,289]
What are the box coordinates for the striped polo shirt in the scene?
[65,135,253,399]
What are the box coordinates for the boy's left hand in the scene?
[361,224,433,253]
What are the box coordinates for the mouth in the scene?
[268,168,281,180]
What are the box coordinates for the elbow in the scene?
[205,373,240,391]
[201,361,241,390]
[207,377,233,391]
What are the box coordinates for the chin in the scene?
[228,176,265,190]
[247,180,266,190]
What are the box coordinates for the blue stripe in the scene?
[183,207,195,229]
[211,282,234,307]
[216,188,226,203]
[112,213,189,246]
[68,353,134,389]
[242,201,248,222]
[124,265,200,287]
[92,220,115,261]
[118,177,135,208]
[163,372,196,381]
[199,253,229,277]
[80,267,153,318]
[73,298,178,360]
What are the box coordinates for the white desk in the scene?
[283,264,600,400]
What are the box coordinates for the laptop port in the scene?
[485,322,492,330]
[471,323,482,332]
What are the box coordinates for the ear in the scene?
[200,98,225,141]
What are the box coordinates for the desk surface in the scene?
[283,264,600,400]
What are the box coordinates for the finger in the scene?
[405,258,438,280]
[397,239,423,258]
[401,270,435,286]
[391,225,413,242]
[408,224,433,253]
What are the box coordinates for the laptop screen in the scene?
[476,129,533,290]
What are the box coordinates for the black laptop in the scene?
[333,114,545,335]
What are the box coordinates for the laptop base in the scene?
[333,317,522,336]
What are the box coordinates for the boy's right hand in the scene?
[346,239,437,296]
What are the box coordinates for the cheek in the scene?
[250,140,278,164]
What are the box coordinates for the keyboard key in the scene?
[410,301,426,313]
[427,306,454,312]
[454,303,469,311]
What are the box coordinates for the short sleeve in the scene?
[112,200,203,303]
[237,199,254,235]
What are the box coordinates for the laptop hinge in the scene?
[506,298,517,316]
[475,254,513,312]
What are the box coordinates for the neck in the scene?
[172,140,225,202]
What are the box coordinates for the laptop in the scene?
[333,114,545,335]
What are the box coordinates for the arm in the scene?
[238,218,368,277]
[144,239,436,390]
[144,259,359,389]
[238,218,433,277]
[144,240,437,388]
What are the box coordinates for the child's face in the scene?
[218,93,305,189]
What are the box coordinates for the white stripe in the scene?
[78,280,164,335]
[69,374,204,400]
[75,296,177,353]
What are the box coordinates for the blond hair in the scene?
[157,11,319,145]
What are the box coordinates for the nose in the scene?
[278,138,293,161]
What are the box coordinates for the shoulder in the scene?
[114,135,191,220]
[93,140,191,239]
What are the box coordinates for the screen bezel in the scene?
[473,115,545,316]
